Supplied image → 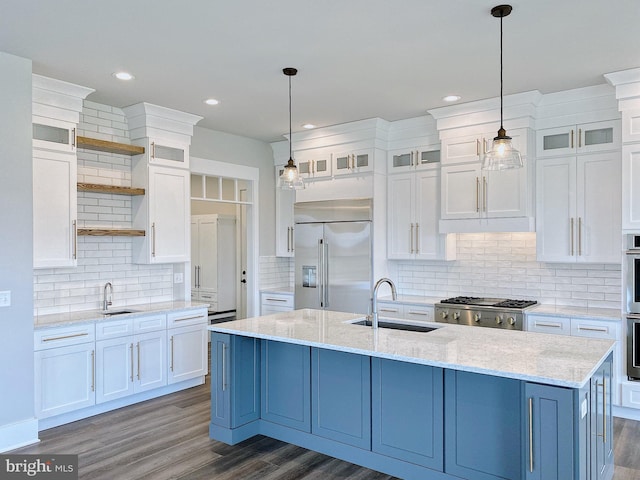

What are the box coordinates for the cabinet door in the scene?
[333,150,373,176]
[524,382,576,480]
[576,153,621,263]
[211,333,231,427]
[35,343,95,418]
[33,149,77,268]
[387,174,414,259]
[372,358,443,470]
[591,356,614,480]
[148,166,190,263]
[537,125,575,157]
[415,169,443,259]
[148,139,189,169]
[135,330,167,393]
[296,151,332,179]
[441,164,481,219]
[32,117,76,153]
[197,216,218,292]
[311,348,370,449]
[485,160,528,218]
[622,145,640,230]
[578,120,620,155]
[96,337,134,404]
[261,340,311,432]
[275,166,294,257]
[444,370,522,480]
[168,324,207,384]
[536,157,576,262]
[441,134,481,165]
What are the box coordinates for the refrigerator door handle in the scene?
[318,239,324,307]
[324,242,329,308]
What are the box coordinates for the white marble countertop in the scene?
[35,301,210,329]
[208,308,614,389]
[526,304,621,321]
[377,294,442,306]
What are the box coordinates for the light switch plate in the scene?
[581,398,588,419]
[0,291,11,307]
[174,273,184,284]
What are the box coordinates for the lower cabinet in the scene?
[167,309,209,384]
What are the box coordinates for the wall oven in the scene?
[625,234,640,379]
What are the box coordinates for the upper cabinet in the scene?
[295,150,332,179]
[332,148,374,176]
[440,128,528,166]
[387,145,440,173]
[133,138,189,169]
[32,116,77,153]
[536,120,620,158]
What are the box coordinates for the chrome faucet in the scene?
[103,282,113,311]
[372,278,397,329]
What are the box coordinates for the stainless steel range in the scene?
[434,296,537,330]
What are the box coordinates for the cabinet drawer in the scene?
[570,318,618,340]
[376,302,403,319]
[167,309,208,328]
[96,318,134,340]
[198,290,217,302]
[404,305,434,323]
[526,315,571,335]
[133,314,167,333]
[261,293,294,308]
[35,323,95,350]
[261,305,293,316]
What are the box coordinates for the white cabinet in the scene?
[132,164,190,264]
[388,169,454,260]
[167,309,208,384]
[261,291,294,315]
[333,148,373,176]
[376,301,435,323]
[536,153,621,263]
[33,149,77,268]
[387,145,440,173]
[536,120,620,158]
[34,323,96,419]
[526,315,571,335]
[441,128,528,166]
[622,145,640,230]
[295,150,332,179]
[131,137,190,169]
[32,116,77,153]
[275,164,295,257]
[440,162,527,220]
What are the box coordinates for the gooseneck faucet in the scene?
[372,278,397,329]
[103,282,113,311]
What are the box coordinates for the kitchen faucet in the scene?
[103,282,113,311]
[371,278,397,329]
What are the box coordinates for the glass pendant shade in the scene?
[280,158,305,190]
[482,128,523,170]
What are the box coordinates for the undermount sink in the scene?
[352,319,437,333]
[100,309,139,316]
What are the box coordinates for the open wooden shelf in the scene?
[76,136,145,156]
[78,183,145,196]
[77,228,145,237]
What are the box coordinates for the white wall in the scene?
[0,52,37,450]
[190,126,276,256]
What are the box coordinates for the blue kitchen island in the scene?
[208,309,614,480]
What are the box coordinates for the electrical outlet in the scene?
[0,291,11,307]
[173,273,184,284]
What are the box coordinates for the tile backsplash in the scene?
[33,101,174,316]
[259,256,294,290]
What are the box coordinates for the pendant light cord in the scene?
[288,74,293,161]
[499,14,504,131]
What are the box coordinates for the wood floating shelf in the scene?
[77,228,146,237]
[76,136,145,156]
[77,183,145,196]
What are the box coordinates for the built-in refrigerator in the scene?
[294,199,372,314]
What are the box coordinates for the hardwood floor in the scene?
[11,376,640,479]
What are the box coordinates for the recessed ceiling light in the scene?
[442,95,461,102]
[204,98,220,106]
[113,71,134,81]
[302,123,315,129]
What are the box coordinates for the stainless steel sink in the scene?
[100,309,139,316]
[352,319,437,333]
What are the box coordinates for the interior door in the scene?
[294,223,323,310]
[324,222,371,314]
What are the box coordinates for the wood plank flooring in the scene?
[11,375,640,479]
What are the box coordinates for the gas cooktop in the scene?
[439,296,537,309]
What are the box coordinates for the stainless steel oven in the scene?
[628,315,640,380]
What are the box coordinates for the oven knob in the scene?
[508,317,516,326]
[441,311,448,320]
[453,312,460,321]
[495,316,503,325]
[474,313,481,322]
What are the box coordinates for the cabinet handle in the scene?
[311,159,315,174]
[483,138,488,155]
[535,322,562,329]
[72,220,77,260]
[173,315,204,322]
[286,227,290,252]
[43,332,88,342]
[528,397,534,473]
[290,226,294,252]
[415,150,420,167]
[91,350,95,392]
[130,343,134,382]
[71,128,76,148]
[570,218,575,256]
[476,177,480,212]
[137,342,141,380]
[578,326,608,333]
[379,308,399,313]
[571,130,574,149]
[407,310,429,316]
[578,217,582,256]
[476,139,480,156]
[578,128,582,148]
[410,223,414,253]
[151,142,156,159]
[415,223,420,254]
[221,343,227,391]
[597,379,607,443]
[169,336,174,372]
[483,176,487,212]
[151,222,156,257]
[265,297,288,302]
[410,151,414,167]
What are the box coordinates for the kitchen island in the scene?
[208,309,615,480]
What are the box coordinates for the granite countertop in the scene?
[34,301,210,329]
[526,304,621,321]
[208,308,614,389]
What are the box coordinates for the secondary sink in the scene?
[100,309,139,316]
[352,319,437,333]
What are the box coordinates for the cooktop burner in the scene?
[440,296,537,309]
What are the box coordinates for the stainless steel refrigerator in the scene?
[294,199,372,314]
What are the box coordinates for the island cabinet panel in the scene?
[261,340,311,432]
[590,355,614,480]
[524,382,582,480]
[371,358,444,471]
[311,348,371,449]
[444,370,522,480]
[210,333,260,429]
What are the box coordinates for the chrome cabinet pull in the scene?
[137,342,141,380]
[415,150,420,166]
[483,176,487,212]
[571,130,574,149]
[597,379,607,444]
[169,336,174,372]
[72,220,77,260]
[324,242,329,307]
[151,142,156,159]
[570,218,575,256]
[536,322,562,329]
[379,308,399,313]
[578,326,608,333]
[578,217,582,256]
[408,310,429,316]
[528,397,534,473]
[91,350,95,392]
[43,332,88,342]
[410,151,414,167]
[578,128,582,148]
[130,343,134,382]
[415,223,420,254]
[221,343,227,391]
[151,222,156,257]
[173,315,204,322]
[71,128,76,148]
[265,297,287,302]
[410,223,414,253]
[476,177,480,212]
[318,240,324,306]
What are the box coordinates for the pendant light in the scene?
[279,67,305,190]
[482,4,523,170]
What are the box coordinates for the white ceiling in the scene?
[1,0,639,142]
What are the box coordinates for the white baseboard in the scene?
[0,418,39,453]
[613,405,640,421]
